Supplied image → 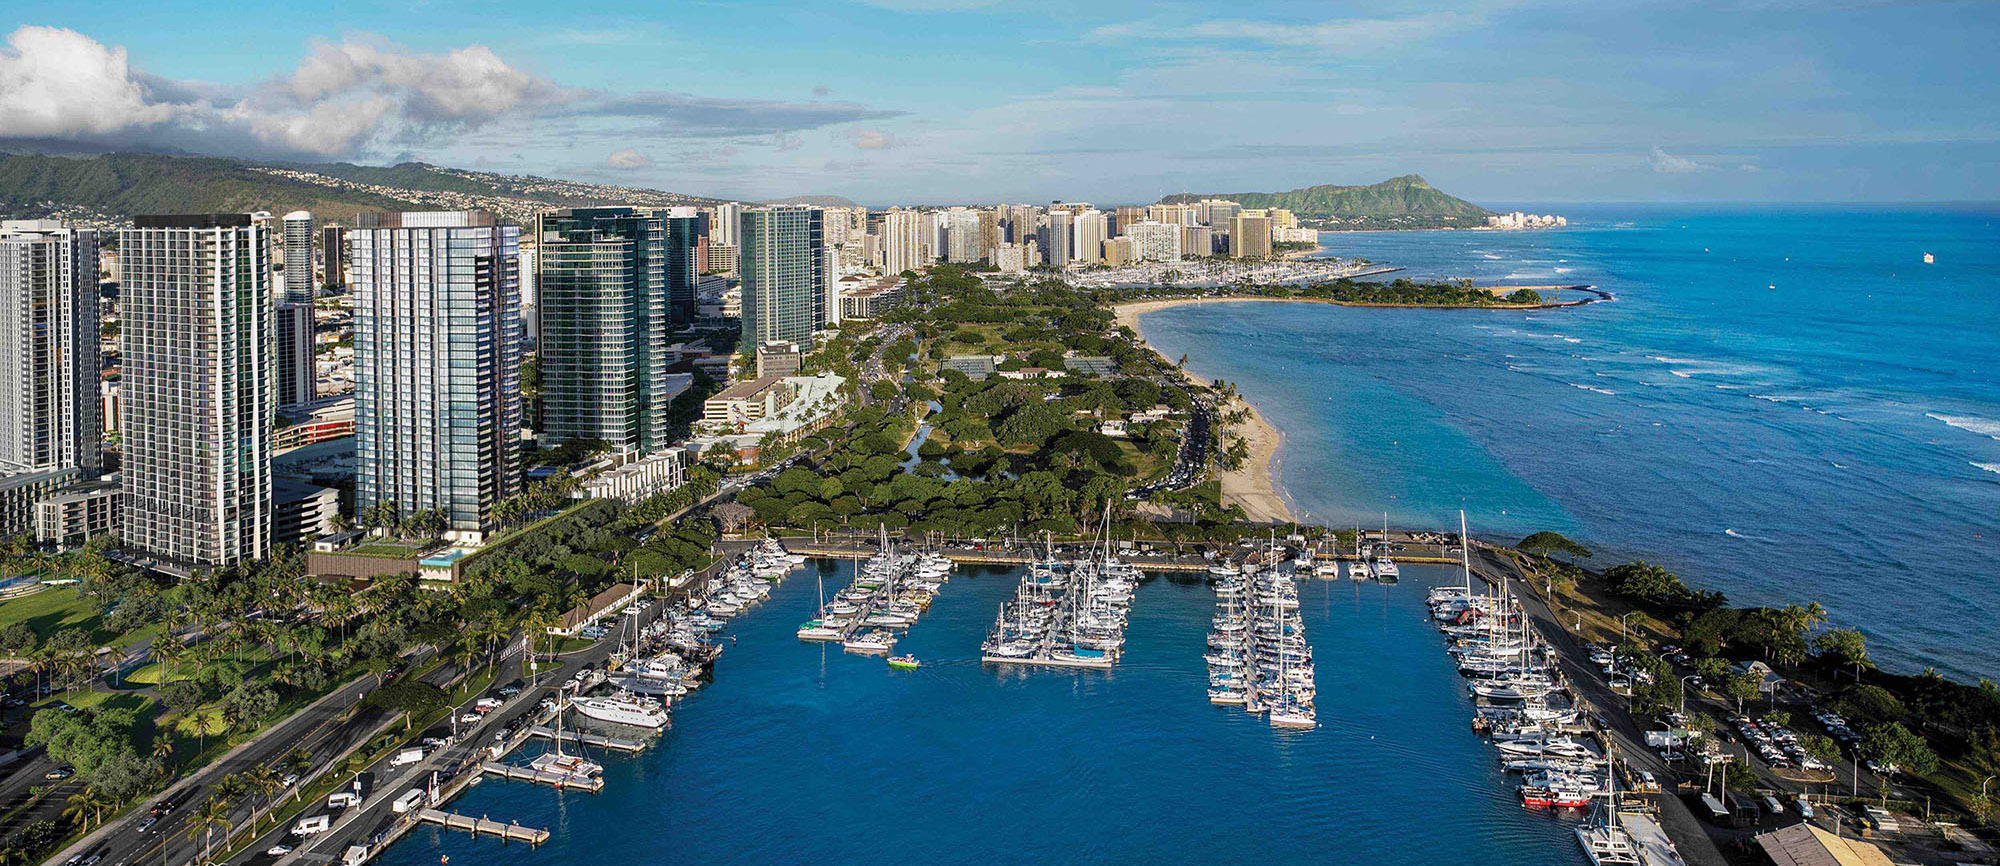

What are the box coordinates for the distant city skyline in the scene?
[1,1,1997,204]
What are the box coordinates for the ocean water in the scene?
[1136,204,2000,680]
[377,560,1586,866]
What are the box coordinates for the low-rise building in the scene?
[35,478,118,544]
[274,478,341,548]
[276,397,357,452]
[0,468,83,537]
[756,340,802,378]
[702,377,797,431]
[578,447,692,503]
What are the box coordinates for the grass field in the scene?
[0,585,104,641]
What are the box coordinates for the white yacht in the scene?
[569,694,670,729]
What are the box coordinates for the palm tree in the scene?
[63,783,110,829]
[282,749,313,803]
[187,796,232,863]
[150,736,176,771]
[244,765,282,829]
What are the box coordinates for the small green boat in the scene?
[887,654,921,670]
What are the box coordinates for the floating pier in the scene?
[981,652,1114,670]
[525,725,648,753]
[479,761,605,792]
[417,809,551,844]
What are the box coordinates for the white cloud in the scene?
[1088,12,1481,50]
[0,25,898,162]
[0,26,182,138]
[849,128,895,150]
[605,147,654,169]
[1649,146,1713,174]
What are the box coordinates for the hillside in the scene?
[0,152,725,227]
[1161,175,1492,228]
[761,195,859,208]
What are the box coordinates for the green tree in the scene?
[1861,721,1937,777]
[1723,669,1764,712]
[1517,531,1592,561]
[1815,627,1871,681]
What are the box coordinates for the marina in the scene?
[376,555,1592,866]
[796,531,955,659]
[1205,540,1317,728]
[980,527,1141,669]
[1427,514,1683,866]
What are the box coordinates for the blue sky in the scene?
[3,0,1997,204]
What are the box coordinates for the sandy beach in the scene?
[1113,298,1298,525]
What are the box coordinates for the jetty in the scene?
[417,809,551,844]
[526,725,647,753]
[479,761,605,792]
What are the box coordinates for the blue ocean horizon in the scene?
[1137,204,2000,681]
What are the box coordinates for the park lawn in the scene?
[0,585,165,652]
[0,585,102,641]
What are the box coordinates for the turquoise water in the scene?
[378,560,1585,866]
[1137,204,2000,680]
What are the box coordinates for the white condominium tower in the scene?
[351,211,523,540]
[1072,210,1109,265]
[0,221,101,474]
[119,214,273,572]
[277,210,316,407]
[880,208,927,274]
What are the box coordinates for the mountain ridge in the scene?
[0,151,725,226]
[1160,175,1492,227]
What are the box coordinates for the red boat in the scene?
[1520,784,1593,809]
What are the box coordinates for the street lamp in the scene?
[1619,612,1640,645]
[1680,674,1700,713]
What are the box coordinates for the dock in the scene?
[981,652,1114,670]
[417,809,551,844]
[479,761,605,792]
[525,725,648,753]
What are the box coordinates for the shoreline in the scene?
[1116,300,1298,524]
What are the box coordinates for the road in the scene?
[1470,547,1732,866]
[225,569,722,866]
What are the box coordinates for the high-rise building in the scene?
[664,207,703,326]
[705,243,738,276]
[320,225,345,291]
[880,208,927,274]
[351,211,522,539]
[1112,206,1147,235]
[739,206,825,351]
[943,208,984,263]
[280,211,316,304]
[1040,210,1075,268]
[999,204,1039,245]
[1231,211,1273,258]
[119,214,273,572]
[1101,236,1136,267]
[537,207,674,456]
[276,211,316,408]
[1127,220,1184,262]
[1182,224,1215,258]
[709,202,743,249]
[1195,199,1242,227]
[1072,210,1109,266]
[0,221,101,475]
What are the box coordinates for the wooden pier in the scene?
[525,725,648,753]
[417,809,551,844]
[479,761,605,792]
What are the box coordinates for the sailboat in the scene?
[1372,513,1399,582]
[532,694,605,780]
[1574,746,1640,864]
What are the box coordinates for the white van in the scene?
[327,791,361,809]
[390,747,425,768]
[292,815,331,836]
[392,789,427,814]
